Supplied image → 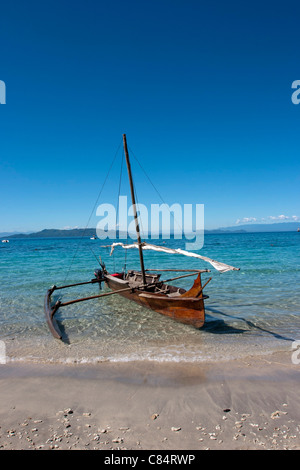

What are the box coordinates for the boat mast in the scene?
[122,134,147,286]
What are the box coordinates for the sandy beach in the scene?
[0,351,299,451]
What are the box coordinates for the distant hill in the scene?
[0,231,29,237]
[9,228,128,239]
[7,221,300,239]
[10,228,97,238]
[205,228,247,234]
[218,222,300,232]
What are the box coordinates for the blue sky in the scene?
[0,0,299,232]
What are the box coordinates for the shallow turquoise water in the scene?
[0,232,300,364]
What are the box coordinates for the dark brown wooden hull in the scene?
[104,273,207,328]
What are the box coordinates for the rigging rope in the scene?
[128,145,183,234]
[63,138,123,283]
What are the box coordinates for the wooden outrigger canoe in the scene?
[44,268,211,340]
[44,134,239,339]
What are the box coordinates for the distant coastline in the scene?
[2,221,300,238]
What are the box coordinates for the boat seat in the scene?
[155,285,169,294]
[126,270,161,289]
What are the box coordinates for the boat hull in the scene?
[104,273,206,328]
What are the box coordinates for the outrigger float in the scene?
[45,134,239,339]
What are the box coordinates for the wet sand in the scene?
[0,351,299,450]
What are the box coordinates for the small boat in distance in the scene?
[44,134,240,340]
[1,240,9,243]
[90,236,97,239]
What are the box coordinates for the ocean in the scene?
[1,232,300,364]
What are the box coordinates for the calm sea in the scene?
[1,232,300,364]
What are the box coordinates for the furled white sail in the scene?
[110,242,240,273]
